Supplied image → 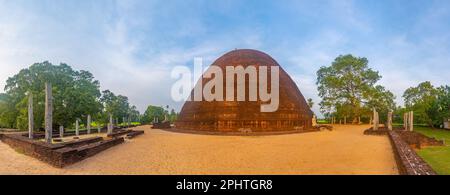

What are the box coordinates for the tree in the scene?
[129,105,140,123]
[142,105,165,124]
[307,98,314,109]
[403,81,442,128]
[169,109,178,123]
[100,90,137,124]
[435,85,450,123]
[0,93,18,128]
[0,61,139,130]
[364,85,396,123]
[2,62,102,129]
[317,54,392,122]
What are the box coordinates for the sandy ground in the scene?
[0,125,398,175]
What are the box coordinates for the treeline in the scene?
[317,54,449,128]
[401,82,449,128]
[141,105,178,124]
[0,62,139,130]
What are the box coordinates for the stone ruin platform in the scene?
[363,126,407,135]
[364,127,444,148]
[23,125,140,139]
[0,128,145,168]
[395,130,444,149]
[389,131,437,175]
[313,124,333,131]
[152,121,171,129]
[364,127,442,175]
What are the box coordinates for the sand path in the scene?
[0,125,398,175]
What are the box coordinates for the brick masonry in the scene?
[107,129,133,138]
[176,49,313,133]
[364,127,437,175]
[152,121,171,129]
[126,130,144,139]
[395,130,444,149]
[0,133,124,168]
[388,131,437,175]
[52,137,124,167]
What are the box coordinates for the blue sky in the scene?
[0,0,449,116]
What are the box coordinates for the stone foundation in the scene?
[365,127,444,149]
[0,133,124,168]
[107,129,133,138]
[22,125,138,139]
[313,124,333,131]
[363,129,390,136]
[62,137,103,148]
[52,137,124,167]
[364,128,438,175]
[152,121,171,129]
[363,126,405,135]
[396,130,444,149]
[126,130,144,139]
[388,131,436,175]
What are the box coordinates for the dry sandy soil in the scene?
[0,125,398,175]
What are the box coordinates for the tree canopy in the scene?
[0,61,139,130]
[141,105,166,124]
[403,81,449,127]
[316,54,396,122]
[141,105,178,124]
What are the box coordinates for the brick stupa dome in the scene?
[175,49,313,134]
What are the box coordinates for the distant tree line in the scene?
[141,105,178,124]
[317,54,449,128]
[401,81,449,128]
[0,61,139,130]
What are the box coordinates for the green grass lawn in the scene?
[413,126,450,175]
[317,119,328,124]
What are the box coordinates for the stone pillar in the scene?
[97,122,101,133]
[28,92,34,139]
[44,82,53,144]
[387,111,393,130]
[409,111,414,131]
[407,112,410,131]
[404,112,411,131]
[312,115,317,127]
[372,109,376,130]
[59,125,64,138]
[339,119,342,125]
[87,115,91,134]
[373,108,378,130]
[108,114,113,134]
[403,113,407,130]
[375,112,379,130]
[75,119,79,136]
[358,116,361,125]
